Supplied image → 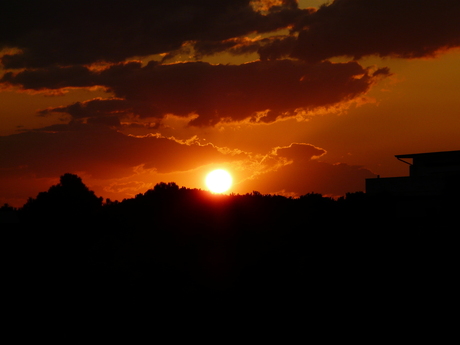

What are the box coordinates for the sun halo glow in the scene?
[205,169,233,193]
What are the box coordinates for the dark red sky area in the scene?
[1,0,460,206]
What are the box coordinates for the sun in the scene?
[205,169,233,193]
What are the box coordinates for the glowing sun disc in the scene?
[206,169,232,193]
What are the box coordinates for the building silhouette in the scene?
[366,150,460,215]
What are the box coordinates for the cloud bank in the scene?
[0,0,305,68]
[4,60,389,126]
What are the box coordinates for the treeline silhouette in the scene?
[2,173,456,225]
[2,174,457,308]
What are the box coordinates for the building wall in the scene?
[366,176,449,197]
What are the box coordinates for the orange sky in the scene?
[1,0,460,207]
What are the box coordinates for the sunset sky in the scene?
[1,0,459,207]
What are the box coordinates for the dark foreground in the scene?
[2,174,457,317]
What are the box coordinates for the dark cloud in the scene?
[3,1,457,69]
[289,0,460,62]
[4,59,389,126]
[0,0,306,69]
[0,124,244,179]
[191,34,302,62]
[191,37,262,60]
[38,98,127,119]
[37,97,156,125]
[1,65,95,90]
[257,35,298,61]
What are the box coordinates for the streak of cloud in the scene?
[0,124,246,179]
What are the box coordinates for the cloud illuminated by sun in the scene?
[250,0,285,14]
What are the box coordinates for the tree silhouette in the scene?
[19,173,102,222]
[0,203,18,223]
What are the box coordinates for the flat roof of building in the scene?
[395,150,460,159]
